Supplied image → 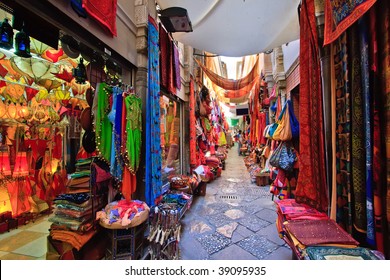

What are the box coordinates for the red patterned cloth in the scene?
[82,0,117,37]
[189,78,197,168]
[324,0,377,45]
[285,219,359,247]
[295,0,328,212]
[159,24,170,90]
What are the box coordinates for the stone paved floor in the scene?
[179,145,292,260]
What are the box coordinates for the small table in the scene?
[99,212,148,260]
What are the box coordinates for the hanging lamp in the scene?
[14,22,31,58]
[0,18,13,50]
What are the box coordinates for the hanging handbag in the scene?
[287,100,300,138]
[278,142,297,172]
[273,102,292,141]
[269,142,283,168]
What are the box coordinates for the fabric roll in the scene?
[359,15,375,247]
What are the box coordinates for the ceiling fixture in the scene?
[158,7,193,33]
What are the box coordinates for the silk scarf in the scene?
[295,0,328,212]
[145,16,162,207]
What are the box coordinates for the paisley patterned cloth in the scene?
[295,0,328,212]
[324,0,377,45]
[145,16,162,207]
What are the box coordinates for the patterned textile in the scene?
[379,0,390,258]
[359,15,376,247]
[295,0,328,212]
[370,6,385,253]
[189,78,197,168]
[145,16,162,207]
[284,219,359,248]
[348,23,367,237]
[159,24,169,90]
[82,0,117,36]
[195,56,259,91]
[173,43,181,90]
[324,0,377,45]
[333,33,352,233]
[305,246,381,260]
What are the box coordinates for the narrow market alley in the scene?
[179,145,292,260]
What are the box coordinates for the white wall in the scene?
[282,39,299,73]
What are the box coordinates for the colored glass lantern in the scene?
[0,18,13,50]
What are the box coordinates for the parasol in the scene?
[10,56,59,85]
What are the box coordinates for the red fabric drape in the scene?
[189,78,197,168]
[159,24,170,90]
[370,4,384,253]
[82,0,117,37]
[295,0,328,212]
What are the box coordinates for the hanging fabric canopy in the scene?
[195,55,259,91]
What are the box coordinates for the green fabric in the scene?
[95,83,112,163]
[125,94,142,174]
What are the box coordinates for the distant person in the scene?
[237,130,242,155]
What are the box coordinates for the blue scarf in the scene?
[145,16,162,206]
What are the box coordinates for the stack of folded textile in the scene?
[275,199,328,236]
[66,158,92,193]
[273,199,384,260]
[49,192,105,234]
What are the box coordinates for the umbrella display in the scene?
[10,56,59,85]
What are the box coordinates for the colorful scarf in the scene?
[295,0,328,212]
[324,0,377,45]
[145,16,162,207]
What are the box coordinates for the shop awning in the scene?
[156,0,301,56]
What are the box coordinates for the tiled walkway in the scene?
[0,215,51,260]
[179,145,292,260]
